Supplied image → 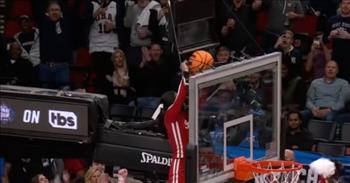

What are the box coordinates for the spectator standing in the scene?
[39,1,73,89]
[262,0,304,50]
[308,0,338,19]
[273,30,304,79]
[308,0,339,31]
[305,34,331,80]
[285,111,313,151]
[302,61,349,122]
[132,43,170,108]
[0,42,35,86]
[152,0,172,55]
[14,15,41,69]
[137,43,168,96]
[124,0,161,69]
[323,0,350,83]
[219,0,262,56]
[89,0,121,94]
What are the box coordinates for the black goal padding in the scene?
[93,126,171,175]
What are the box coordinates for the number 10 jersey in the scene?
[89,0,119,53]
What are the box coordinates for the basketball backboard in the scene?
[188,52,282,182]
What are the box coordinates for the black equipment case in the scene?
[0,85,108,143]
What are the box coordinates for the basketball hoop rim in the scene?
[250,160,303,174]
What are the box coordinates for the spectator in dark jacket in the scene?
[14,15,41,68]
[0,42,36,86]
[218,0,262,56]
[286,111,313,151]
[308,0,338,31]
[39,1,72,89]
[273,30,304,79]
[323,0,350,83]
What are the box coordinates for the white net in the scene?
[251,161,302,183]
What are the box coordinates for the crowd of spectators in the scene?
[1,0,350,182]
[0,159,141,183]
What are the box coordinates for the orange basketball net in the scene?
[234,157,303,183]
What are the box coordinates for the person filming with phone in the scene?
[273,30,303,79]
[305,34,331,80]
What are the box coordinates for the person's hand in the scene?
[226,18,235,29]
[311,107,320,117]
[318,108,332,118]
[329,29,340,39]
[105,21,114,33]
[180,60,189,73]
[137,26,149,39]
[310,41,320,52]
[315,11,321,17]
[180,60,190,83]
[106,75,113,82]
[96,172,110,183]
[337,28,350,39]
[274,35,284,49]
[62,171,70,183]
[286,12,298,19]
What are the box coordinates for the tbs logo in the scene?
[49,110,77,130]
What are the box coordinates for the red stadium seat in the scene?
[292,15,318,37]
[9,0,33,17]
[4,20,21,39]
